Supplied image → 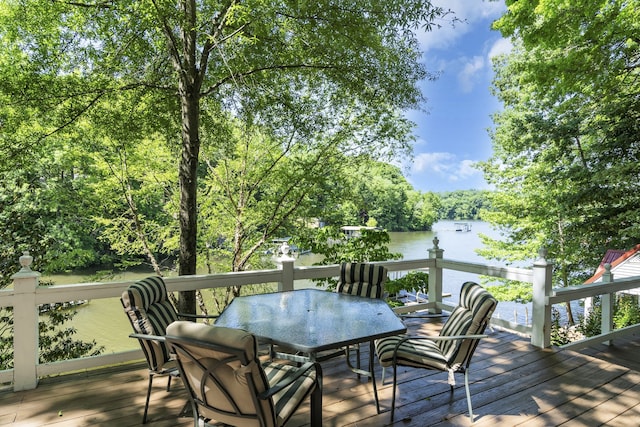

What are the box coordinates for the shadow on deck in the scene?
[1,317,639,426]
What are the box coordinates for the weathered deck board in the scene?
[2,318,638,427]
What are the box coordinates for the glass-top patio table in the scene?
[215,288,406,412]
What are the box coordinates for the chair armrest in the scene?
[401,334,488,342]
[258,362,321,399]
[129,332,166,343]
[391,334,488,355]
[177,312,219,321]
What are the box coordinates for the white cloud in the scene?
[413,152,455,173]
[404,153,489,191]
[456,159,481,179]
[418,0,507,53]
[416,1,508,93]
[458,56,485,93]
[412,152,482,182]
[488,37,513,59]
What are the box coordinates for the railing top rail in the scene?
[437,258,534,282]
[4,258,437,307]
[550,275,640,304]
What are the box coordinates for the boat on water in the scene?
[39,300,88,313]
[263,237,310,256]
[454,222,472,232]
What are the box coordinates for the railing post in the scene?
[531,248,553,348]
[428,237,444,314]
[279,259,295,292]
[11,251,41,391]
[276,242,295,292]
[600,263,614,346]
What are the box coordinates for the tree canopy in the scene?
[0,0,453,312]
[437,190,490,220]
[480,0,640,288]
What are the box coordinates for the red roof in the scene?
[585,244,640,283]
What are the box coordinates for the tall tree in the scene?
[479,0,640,322]
[1,0,452,313]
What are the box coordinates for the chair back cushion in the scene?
[121,276,178,371]
[166,321,275,427]
[337,262,388,299]
[438,281,497,370]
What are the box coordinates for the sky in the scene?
[400,1,511,193]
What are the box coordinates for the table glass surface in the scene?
[215,288,406,354]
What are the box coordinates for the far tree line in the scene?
[0,143,486,285]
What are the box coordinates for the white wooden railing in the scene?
[2,240,639,392]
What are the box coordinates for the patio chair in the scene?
[375,281,497,422]
[336,262,388,299]
[336,262,388,382]
[166,321,323,427]
[120,276,215,423]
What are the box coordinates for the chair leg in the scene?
[369,341,381,414]
[191,401,199,427]
[310,369,323,427]
[390,364,398,423]
[464,369,474,420]
[143,374,154,424]
[346,344,363,379]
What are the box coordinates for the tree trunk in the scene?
[177,81,200,313]
[176,0,202,313]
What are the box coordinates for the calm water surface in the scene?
[51,221,534,353]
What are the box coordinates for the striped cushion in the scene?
[121,276,178,371]
[375,334,448,370]
[264,362,318,426]
[375,282,497,374]
[439,281,497,369]
[337,262,388,299]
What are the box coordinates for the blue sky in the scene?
[400,1,511,193]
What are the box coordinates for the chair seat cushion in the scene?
[375,335,448,371]
[263,362,318,425]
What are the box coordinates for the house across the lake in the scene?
[340,225,379,239]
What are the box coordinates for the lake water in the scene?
[51,220,537,353]
[388,221,535,325]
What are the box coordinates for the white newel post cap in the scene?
[12,251,41,279]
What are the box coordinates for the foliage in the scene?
[578,297,604,338]
[0,309,11,369]
[550,307,572,346]
[296,227,401,290]
[0,0,454,313]
[38,308,104,364]
[325,161,440,231]
[438,190,491,220]
[385,271,429,296]
[89,130,180,275]
[0,304,103,370]
[486,281,532,304]
[1,265,103,368]
[0,153,108,287]
[478,0,640,325]
[614,295,640,329]
[200,120,352,273]
[578,295,640,338]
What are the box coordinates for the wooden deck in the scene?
[2,317,639,427]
